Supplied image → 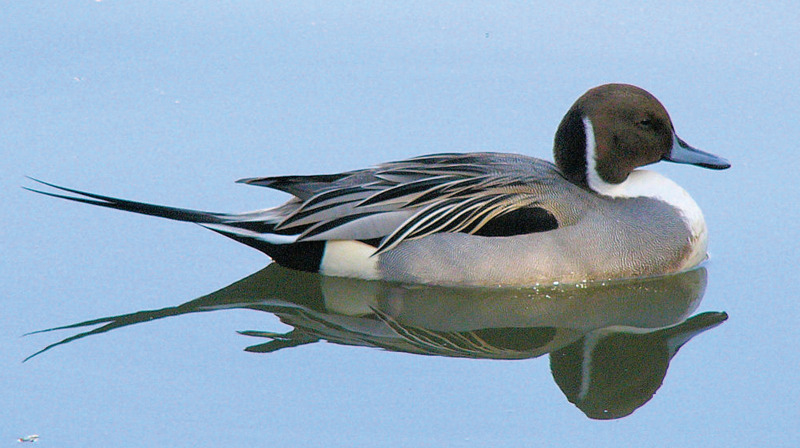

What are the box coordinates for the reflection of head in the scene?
[549,312,727,420]
[550,333,669,419]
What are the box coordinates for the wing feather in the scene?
[373,193,544,254]
[237,153,579,251]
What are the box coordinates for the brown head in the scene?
[554,84,729,191]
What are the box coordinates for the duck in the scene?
[28,84,730,286]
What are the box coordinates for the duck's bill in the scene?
[664,135,731,170]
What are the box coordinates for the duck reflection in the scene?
[28,264,726,420]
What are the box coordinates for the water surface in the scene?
[3,2,799,447]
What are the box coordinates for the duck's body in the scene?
[29,84,730,286]
[365,158,704,285]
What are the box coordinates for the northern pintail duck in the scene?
[29,84,730,286]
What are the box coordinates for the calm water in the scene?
[3,2,799,447]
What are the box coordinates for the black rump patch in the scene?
[259,240,326,273]
[471,206,558,237]
[358,238,383,248]
[209,228,326,273]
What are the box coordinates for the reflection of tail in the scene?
[25,178,324,272]
[23,264,327,362]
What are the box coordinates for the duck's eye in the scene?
[638,118,653,128]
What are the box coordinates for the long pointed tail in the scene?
[25,178,326,272]
[24,177,230,224]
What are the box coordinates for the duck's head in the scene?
[554,84,730,193]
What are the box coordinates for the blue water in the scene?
[3,2,799,446]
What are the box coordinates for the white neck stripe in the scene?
[583,116,628,197]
